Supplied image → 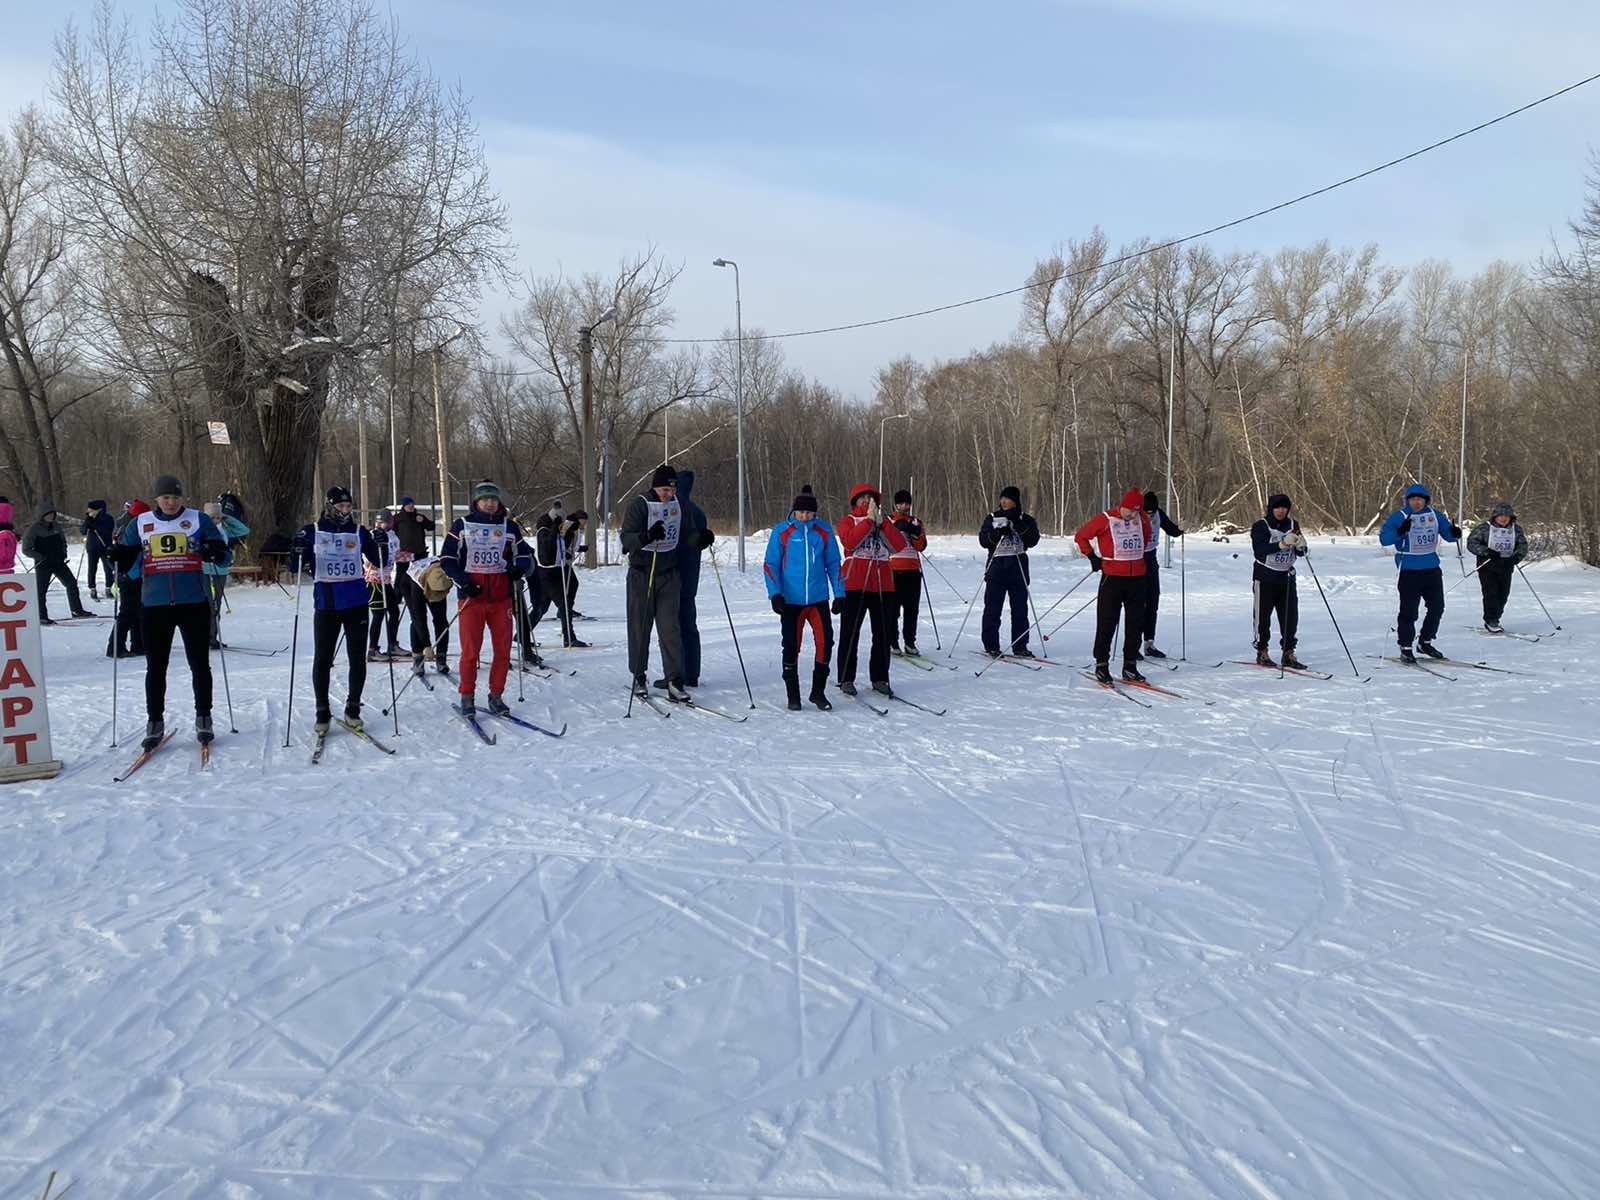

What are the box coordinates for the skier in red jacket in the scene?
[1074,488,1154,684]
[835,482,908,697]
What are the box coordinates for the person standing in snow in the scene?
[23,503,96,623]
[1249,493,1308,668]
[0,500,18,576]
[107,499,149,658]
[1138,490,1185,659]
[439,480,532,718]
[672,469,715,687]
[528,500,580,653]
[978,485,1041,659]
[1379,482,1461,663]
[885,488,928,656]
[1074,489,1153,684]
[114,476,231,749]
[764,485,843,711]
[81,500,116,600]
[401,551,454,679]
[1466,501,1528,633]
[294,486,382,735]
[391,495,434,597]
[835,482,909,697]
[365,509,403,660]
[203,494,250,649]
[620,464,691,702]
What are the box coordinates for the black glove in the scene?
[894,519,915,536]
[1450,523,1462,540]
[200,540,229,564]
[291,530,309,552]
[647,520,667,543]
[507,565,526,582]
[770,595,786,615]
[1088,553,1102,573]
[460,579,483,598]
[1397,516,1412,535]
[831,597,845,615]
[696,528,714,550]
[112,543,141,570]
[1174,528,1186,538]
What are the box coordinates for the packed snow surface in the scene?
[3,534,1598,1198]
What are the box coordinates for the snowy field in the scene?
[3,532,1599,1200]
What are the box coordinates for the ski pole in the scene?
[978,572,1089,676]
[109,569,120,748]
[1024,572,1049,659]
[512,577,527,703]
[383,600,467,712]
[1515,564,1562,632]
[708,544,757,708]
[282,554,306,747]
[1179,532,1187,661]
[1300,552,1364,680]
[945,555,990,658]
[921,571,942,650]
[919,550,971,605]
[1044,590,1098,641]
[1443,556,1489,596]
[209,574,238,733]
[382,563,400,735]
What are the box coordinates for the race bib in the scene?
[1264,525,1297,573]
[1406,510,1439,556]
[313,530,363,582]
[1487,525,1515,555]
[463,521,509,574]
[1107,513,1145,561]
[644,499,682,553]
[138,509,204,577]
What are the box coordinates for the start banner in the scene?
[0,576,64,782]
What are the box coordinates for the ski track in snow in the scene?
[3,535,1600,1198]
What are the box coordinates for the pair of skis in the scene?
[311,719,398,763]
[113,732,208,781]
[452,702,568,742]
[838,685,948,717]
[1080,672,1186,708]
[1214,658,1336,680]
[1371,653,1524,682]
[630,687,750,723]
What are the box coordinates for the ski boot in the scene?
[141,717,165,751]
[313,709,332,736]
[888,642,903,656]
[458,695,477,719]
[90,589,101,601]
[631,675,651,700]
[1281,650,1308,671]
[521,646,544,669]
[1122,663,1148,685]
[1143,642,1168,659]
[784,669,803,712]
[412,655,426,676]
[343,706,363,734]
[1010,646,1037,659]
[486,693,511,717]
[904,641,920,657]
[564,636,590,649]
[871,680,894,698]
[1485,619,1503,634]
[1093,662,1114,685]
[1255,647,1276,667]
[1417,641,1445,660]
[437,662,451,678]
[1398,645,1418,664]
[809,666,833,711]
[666,679,691,703]
[983,647,1002,659]
[195,713,214,745]
[839,680,858,696]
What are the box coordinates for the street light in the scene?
[429,324,468,535]
[713,258,745,571]
[579,305,618,569]
[1423,336,1470,576]
[879,412,910,496]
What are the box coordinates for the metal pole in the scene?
[1456,344,1468,576]
[356,370,369,521]
[603,426,612,566]
[580,325,597,568]
[734,264,745,572]
[431,347,451,535]
[1164,305,1176,570]
[388,380,399,508]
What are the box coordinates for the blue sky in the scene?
[5,0,1598,397]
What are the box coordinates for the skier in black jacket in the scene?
[1138,490,1185,658]
[1249,493,1307,669]
[81,500,116,599]
[977,486,1041,657]
[23,504,96,623]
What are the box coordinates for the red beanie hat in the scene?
[1120,488,1144,511]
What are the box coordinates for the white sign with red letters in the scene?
[0,576,64,782]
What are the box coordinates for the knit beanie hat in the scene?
[792,484,818,514]
[1000,485,1022,506]
[327,485,353,505]
[152,475,183,498]
[1119,488,1144,511]
[472,480,502,504]
[651,463,678,489]
[1268,493,1292,511]
[893,489,912,505]
[1143,491,1160,513]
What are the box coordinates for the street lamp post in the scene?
[879,412,910,495]
[1424,337,1470,576]
[579,306,618,569]
[713,258,745,571]
[429,325,467,533]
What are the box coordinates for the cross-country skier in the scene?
[672,469,715,687]
[391,495,434,599]
[530,500,582,650]
[1379,482,1461,662]
[978,486,1041,658]
[1139,490,1185,659]
[885,489,928,656]
[0,500,16,575]
[203,495,250,649]
[620,464,690,702]
[295,486,382,734]
[106,500,148,658]
[402,552,453,678]
[23,504,96,623]
[836,482,909,697]
[365,509,403,660]
[439,480,532,718]
[1074,489,1153,684]
[1250,493,1307,668]
[81,500,116,599]
[764,485,843,711]
[114,476,231,749]
[1466,501,1528,633]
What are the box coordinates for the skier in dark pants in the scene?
[620,464,695,702]
[1466,501,1528,633]
[835,482,909,696]
[885,489,928,655]
[295,486,382,733]
[672,469,713,687]
[1138,490,1185,659]
[114,476,231,749]
[528,501,581,653]
[1379,482,1461,662]
[1249,493,1307,668]
[1074,489,1153,684]
[365,509,403,659]
[81,500,116,599]
[107,499,150,658]
[23,504,96,623]
[978,486,1041,658]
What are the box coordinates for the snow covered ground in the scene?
[4,533,1599,1199]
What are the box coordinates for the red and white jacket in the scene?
[888,514,927,573]
[838,484,908,592]
[1074,509,1153,578]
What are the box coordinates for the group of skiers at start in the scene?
[19,468,1538,752]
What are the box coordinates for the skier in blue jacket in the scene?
[293,486,382,734]
[763,485,844,711]
[1379,482,1461,663]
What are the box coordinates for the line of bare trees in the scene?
[3,0,1597,568]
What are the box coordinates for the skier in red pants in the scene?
[439,480,532,718]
